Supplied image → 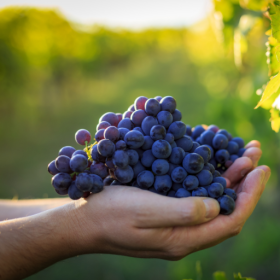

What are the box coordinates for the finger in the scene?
[132,192,220,228]
[245,140,261,149]
[243,147,262,168]
[222,156,253,186]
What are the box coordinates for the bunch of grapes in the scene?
[48,96,246,215]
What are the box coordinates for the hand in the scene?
[72,140,270,260]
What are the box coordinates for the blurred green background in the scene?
[0,6,280,280]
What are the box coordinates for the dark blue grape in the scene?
[154,96,162,102]
[175,136,193,152]
[152,140,172,159]
[238,148,246,157]
[213,177,226,191]
[172,109,182,122]
[59,146,76,158]
[90,162,109,178]
[97,139,115,157]
[207,182,223,198]
[141,150,156,168]
[115,140,127,150]
[150,125,166,141]
[175,188,191,198]
[196,169,213,186]
[213,170,221,178]
[68,181,83,200]
[200,130,215,146]
[118,127,130,140]
[115,166,134,183]
[135,148,144,159]
[76,173,93,192]
[157,111,173,128]
[127,149,139,166]
[55,155,71,173]
[218,195,235,215]
[133,161,146,178]
[97,121,111,131]
[212,134,228,149]
[224,188,237,201]
[209,158,217,168]
[103,176,114,186]
[137,171,154,189]
[169,147,185,165]
[52,173,72,190]
[208,125,219,133]
[192,187,208,197]
[48,160,59,175]
[230,154,239,162]
[145,98,161,116]
[131,109,148,127]
[196,137,203,145]
[75,129,91,145]
[116,113,122,125]
[99,112,119,127]
[55,188,69,195]
[160,96,176,113]
[149,187,157,193]
[203,163,215,174]
[192,125,205,139]
[95,129,105,142]
[70,155,88,172]
[142,136,154,150]
[183,175,199,191]
[113,150,129,168]
[171,142,177,148]
[105,158,115,170]
[89,174,103,193]
[171,166,187,183]
[123,110,133,119]
[232,137,245,149]
[185,125,192,136]
[167,190,176,197]
[172,183,182,191]
[134,96,148,110]
[217,129,229,140]
[154,175,172,193]
[164,133,175,144]
[227,141,239,154]
[118,118,134,130]
[205,145,214,159]
[91,145,106,163]
[215,149,230,164]
[167,121,187,140]
[124,130,145,149]
[168,163,180,176]
[133,127,144,134]
[104,126,120,142]
[73,150,88,158]
[152,159,169,175]
[189,141,200,153]
[194,145,211,163]
[141,116,159,135]
[182,153,204,174]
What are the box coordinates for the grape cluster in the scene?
[48,96,246,215]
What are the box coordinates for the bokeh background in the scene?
[0,1,280,279]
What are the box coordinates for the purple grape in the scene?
[150,125,166,141]
[113,150,129,168]
[171,166,187,183]
[97,139,115,157]
[218,195,235,215]
[207,183,224,198]
[133,161,146,179]
[55,155,71,173]
[103,176,114,186]
[168,121,187,140]
[89,174,103,193]
[238,148,246,157]
[172,109,182,121]
[152,140,172,159]
[68,181,84,200]
[175,188,191,198]
[48,160,60,175]
[183,175,199,191]
[182,153,204,174]
[115,140,127,150]
[97,121,111,131]
[160,96,176,113]
[124,130,145,149]
[131,110,148,127]
[141,116,159,135]
[127,149,139,166]
[169,147,185,165]
[115,166,134,183]
[157,111,173,128]
[128,104,135,112]
[73,150,88,158]
[118,128,130,140]
[75,129,91,145]
[141,150,156,168]
[164,133,175,144]
[118,118,134,130]
[70,155,88,172]
[142,136,154,150]
[58,146,76,158]
[192,187,208,197]
[192,125,205,140]
[200,130,215,146]
[134,96,148,110]
[194,145,211,163]
[175,136,193,152]
[100,112,119,127]
[224,188,237,201]
[76,173,94,192]
[232,137,245,149]
[52,173,72,191]
[212,134,228,149]
[154,175,172,193]
[145,98,161,116]
[137,171,154,189]
[90,162,109,179]
[123,111,133,119]
[208,125,219,133]
[91,145,106,163]
[196,169,213,186]
[104,126,120,142]
[152,159,169,175]
[215,149,230,164]
[95,129,105,142]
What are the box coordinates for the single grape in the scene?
[189,141,200,153]
[128,104,135,112]
[238,148,246,157]
[118,118,134,130]
[154,175,172,193]
[183,175,199,191]
[230,154,239,162]
[218,195,235,215]
[224,188,237,201]
[91,145,106,163]
[196,137,202,144]
[172,109,182,122]
[192,125,205,140]
[133,161,146,179]
[232,137,245,149]
[133,127,144,134]
[157,111,173,128]
[95,129,105,142]
[160,96,176,113]
[169,147,185,165]
[127,149,139,166]
[104,126,120,142]
[213,177,226,191]
[118,127,130,140]
[68,181,84,200]
[137,171,154,189]
[194,145,211,163]
[175,188,191,198]
[70,155,88,172]
[103,176,115,186]
[207,182,224,198]
[226,141,239,154]
[123,110,133,119]
[76,173,94,192]
[208,125,219,133]
[185,125,192,136]
[55,155,71,173]
[75,129,91,145]
[217,129,229,140]
[175,136,193,152]
[89,174,103,193]
[141,116,159,135]
[204,145,214,159]
[154,96,162,102]
[152,140,172,159]
[55,188,69,196]
[131,110,148,127]
[150,125,167,141]
[196,169,213,186]
[182,153,204,174]
[171,166,187,183]
[48,160,60,175]
[215,149,230,164]
[115,140,127,150]
[115,166,134,183]
[203,163,215,174]
[192,187,208,197]
[213,170,221,178]
[100,112,119,127]
[116,113,123,124]
[97,121,111,131]
[51,173,72,190]
[73,150,88,159]
[145,98,161,116]
[152,159,169,175]
[124,130,145,149]
[90,162,109,179]
[200,130,215,146]
[141,150,156,168]
[167,121,187,140]
[134,96,148,110]
[97,139,115,157]
[58,146,76,158]
[113,150,129,168]
[212,134,228,149]
[105,158,116,170]
[142,136,154,150]
[164,133,175,144]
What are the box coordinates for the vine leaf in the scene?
[269,1,280,42]
[255,73,280,108]
[270,108,280,131]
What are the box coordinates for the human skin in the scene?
[0,141,270,280]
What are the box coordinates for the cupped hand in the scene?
[71,140,270,260]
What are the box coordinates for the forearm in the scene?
[0,202,79,280]
[0,198,71,221]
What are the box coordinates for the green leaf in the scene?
[255,73,280,108]
[270,108,280,132]
[233,273,256,280]
[213,271,228,280]
[269,2,280,42]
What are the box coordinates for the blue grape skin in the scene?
[152,159,169,175]
[133,127,144,134]
[167,190,176,197]
[124,130,145,149]
[154,96,162,102]
[145,98,161,116]
[115,166,134,184]
[218,195,235,215]
[134,96,148,110]
[73,150,88,159]
[91,145,106,163]
[104,126,120,142]
[217,129,229,140]
[203,163,215,174]
[171,142,177,148]
[175,136,193,152]
[97,139,115,157]
[167,121,187,140]
[213,177,226,191]
[168,163,180,176]
[212,134,228,149]
[192,125,205,140]
[128,104,135,112]
[172,183,182,191]
[194,145,211,163]
[97,121,111,131]
[157,111,173,128]
[55,188,69,196]
[118,118,134,130]
[111,180,123,186]
[141,116,159,135]
[192,187,208,197]
[154,175,172,193]
[189,141,200,153]
[213,170,221,178]
[230,154,239,162]
[95,129,105,142]
[59,146,76,158]
[215,149,230,164]
[171,166,187,183]
[185,125,192,136]
[116,113,122,125]
[113,150,129,168]
[175,188,191,198]
[208,124,219,133]
[75,129,91,145]
[183,175,199,191]
[89,174,103,193]
[48,160,60,175]
[118,128,130,140]
[205,145,214,159]
[224,188,237,201]
[142,136,154,150]
[172,109,182,122]
[141,150,156,168]
[150,125,167,141]
[123,110,133,119]
[76,173,94,192]
[135,148,144,159]
[238,148,246,157]
[105,158,116,170]
[103,176,114,186]
[152,140,172,159]
[207,183,224,198]
[70,155,88,172]
[160,96,176,113]
[131,110,148,127]
[164,133,175,144]
[100,112,119,127]
[52,173,72,190]
[200,130,215,146]
[115,140,127,150]
[182,153,204,174]
[68,181,84,200]
[169,147,185,165]
[90,162,109,179]
[226,141,239,154]
[232,137,245,149]
[137,171,155,189]
[209,158,217,168]
[132,161,148,179]
[127,149,139,166]
[196,137,203,145]
[196,169,213,186]
[55,155,71,173]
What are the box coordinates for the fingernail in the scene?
[241,167,253,177]
[203,198,220,219]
